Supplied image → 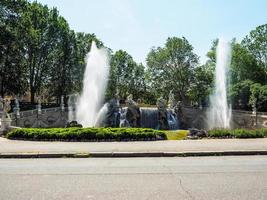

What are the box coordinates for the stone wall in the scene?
[2,106,267,129]
[7,107,68,128]
[181,106,267,129]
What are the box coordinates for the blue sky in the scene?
[36,0,267,64]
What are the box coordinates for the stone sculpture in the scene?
[157,97,169,130]
[106,93,121,127]
[2,99,11,119]
[125,94,141,127]
[0,98,12,135]
[168,90,176,109]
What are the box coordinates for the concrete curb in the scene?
[1,150,267,158]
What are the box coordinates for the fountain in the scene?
[208,39,232,129]
[76,41,110,127]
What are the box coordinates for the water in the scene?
[140,107,158,129]
[94,103,108,127]
[76,42,110,127]
[139,107,179,130]
[208,39,232,129]
[167,110,179,130]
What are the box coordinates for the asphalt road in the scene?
[0,156,267,200]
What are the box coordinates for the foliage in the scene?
[231,42,266,85]
[106,50,146,101]
[208,128,267,138]
[188,64,213,105]
[249,83,267,111]
[242,24,267,77]
[0,0,267,112]
[146,37,199,104]
[0,0,28,97]
[6,127,167,141]
[206,32,267,111]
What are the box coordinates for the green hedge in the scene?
[6,128,167,141]
[208,128,267,138]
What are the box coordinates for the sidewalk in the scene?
[1,137,267,158]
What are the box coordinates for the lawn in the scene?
[165,130,189,140]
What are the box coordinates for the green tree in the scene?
[19,2,61,102]
[107,50,146,101]
[242,24,267,79]
[249,83,267,111]
[46,17,76,103]
[0,0,28,97]
[146,37,199,104]
[189,64,213,105]
[231,42,266,85]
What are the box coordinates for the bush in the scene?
[6,127,167,141]
[208,128,267,138]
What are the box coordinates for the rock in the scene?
[187,128,208,139]
[65,121,83,128]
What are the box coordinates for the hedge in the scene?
[6,127,167,141]
[208,128,267,138]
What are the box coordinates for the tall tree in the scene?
[146,37,199,104]
[47,17,76,102]
[107,50,146,101]
[242,24,267,78]
[0,0,28,97]
[19,2,60,102]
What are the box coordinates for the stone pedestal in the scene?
[0,118,12,135]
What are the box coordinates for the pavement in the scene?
[1,156,267,200]
[1,137,267,158]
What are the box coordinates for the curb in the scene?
[0,150,267,158]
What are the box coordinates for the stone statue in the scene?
[0,98,12,135]
[36,97,42,115]
[168,90,176,109]
[60,95,65,111]
[125,94,141,127]
[174,101,185,129]
[3,99,11,119]
[13,97,20,117]
[105,93,121,127]
[157,97,169,130]
[0,97,3,111]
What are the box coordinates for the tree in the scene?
[46,17,76,103]
[249,83,267,112]
[146,37,199,104]
[106,50,146,101]
[230,80,254,110]
[231,42,266,85]
[0,0,28,97]
[19,2,61,102]
[242,24,267,79]
[188,64,213,105]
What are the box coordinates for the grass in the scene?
[165,130,189,140]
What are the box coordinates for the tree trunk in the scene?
[30,89,35,103]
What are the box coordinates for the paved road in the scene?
[1,156,267,200]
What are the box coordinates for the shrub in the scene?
[6,127,167,142]
[208,128,267,138]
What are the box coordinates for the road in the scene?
[0,156,267,200]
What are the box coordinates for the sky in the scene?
[36,0,267,65]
